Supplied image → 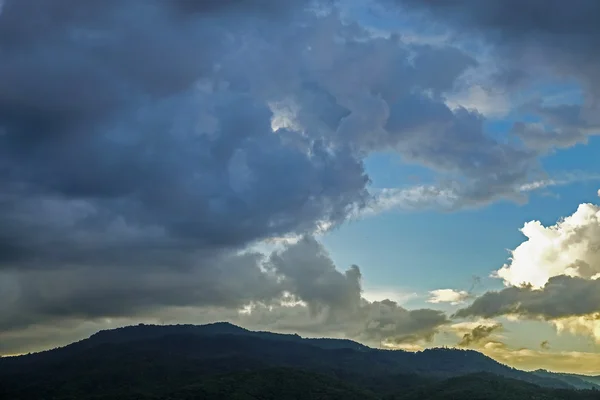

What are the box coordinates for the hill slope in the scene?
[534,370,600,390]
[0,323,566,386]
[396,373,600,400]
[1,322,595,400]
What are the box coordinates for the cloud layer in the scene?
[0,0,552,354]
[3,0,600,359]
[0,236,449,354]
[383,0,600,350]
[455,201,600,343]
[393,0,600,151]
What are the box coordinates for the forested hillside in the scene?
[1,323,598,400]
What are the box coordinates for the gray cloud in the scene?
[458,323,502,347]
[170,0,314,15]
[540,340,550,350]
[391,0,600,150]
[511,101,600,151]
[454,276,600,320]
[358,302,447,345]
[394,1,600,34]
[238,299,448,346]
[268,238,363,315]
[390,0,600,60]
[0,236,448,354]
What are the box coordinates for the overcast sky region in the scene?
[1,0,600,375]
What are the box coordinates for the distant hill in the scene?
[1,322,597,399]
[534,369,600,390]
[398,372,599,400]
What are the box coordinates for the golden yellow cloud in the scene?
[444,320,600,375]
[482,342,600,375]
[552,314,600,344]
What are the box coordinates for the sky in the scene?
[1,0,600,375]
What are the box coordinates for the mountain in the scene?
[534,370,600,390]
[397,372,599,400]
[1,322,597,400]
[159,368,380,400]
[85,322,369,351]
[0,322,564,386]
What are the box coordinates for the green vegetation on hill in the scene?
[397,373,600,400]
[0,323,598,400]
[171,368,379,400]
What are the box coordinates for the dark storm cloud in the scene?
[0,0,538,271]
[0,0,538,354]
[0,251,278,331]
[393,0,600,36]
[171,0,315,16]
[454,276,600,320]
[0,0,370,269]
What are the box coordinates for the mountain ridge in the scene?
[71,322,600,388]
[1,322,597,394]
[0,323,600,400]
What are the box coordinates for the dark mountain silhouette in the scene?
[1,322,598,400]
[86,322,369,351]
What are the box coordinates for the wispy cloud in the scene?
[363,171,600,216]
[518,171,600,193]
[258,171,600,250]
[362,185,460,215]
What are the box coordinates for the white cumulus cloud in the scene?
[427,289,469,305]
[495,202,600,288]
[457,192,600,343]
